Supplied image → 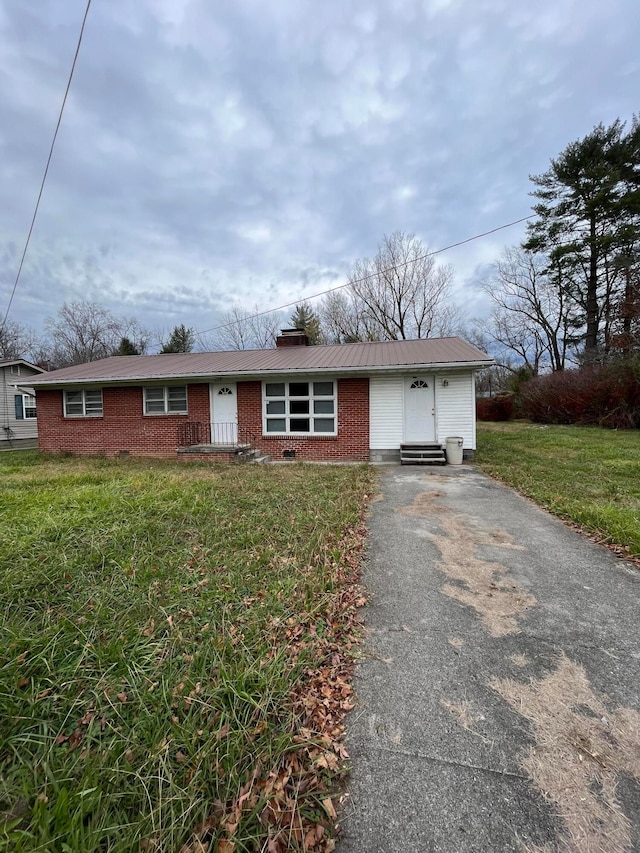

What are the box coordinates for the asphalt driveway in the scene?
[339,465,640,853]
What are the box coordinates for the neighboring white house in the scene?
[0,359,46,446]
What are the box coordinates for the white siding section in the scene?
[435,371,476,450]
[369,376,404,449]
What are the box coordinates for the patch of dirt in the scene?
[448,636,464,648]
[479,528,525,550]
[491,652,640,853]
[397,492,443,515]
[399,490,536,636]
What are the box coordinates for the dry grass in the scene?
[491,653,640,853]
[398,489,536,636]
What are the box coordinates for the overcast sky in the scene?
[1,0,638,347]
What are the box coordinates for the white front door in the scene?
[210,383,238,444]
[403,376,435,442]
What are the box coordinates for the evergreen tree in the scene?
[524,118,640,362]
[290,302,322,345]
[114,337,140,356]
[161,324,196,353]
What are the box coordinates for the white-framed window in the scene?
[64,389,103,417]
[143,385,188,415]
[263,380,336,435]
[10,364,20,376]
[23,395,37,419]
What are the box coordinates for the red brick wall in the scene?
[237,378,369,461]
[36,384,210,457]
[36,378,370,461]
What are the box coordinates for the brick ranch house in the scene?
[27,332,492,463]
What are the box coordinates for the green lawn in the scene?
[0,453,375,852]
[476,422,640,557]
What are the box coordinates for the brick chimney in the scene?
[275,328,309,347]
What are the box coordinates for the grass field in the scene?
[0,453,375,852]
[477,422,640,558]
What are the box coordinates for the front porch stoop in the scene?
[400,442,446,465]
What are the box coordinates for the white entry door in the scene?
[210,383,238,444]
[403,376,435,442]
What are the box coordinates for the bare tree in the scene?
[44,301,149,368]
[482,247,579,373]
[209,306,283,350]
[0,319,37,361]
[319,291,377,343]
[347,231,454,340]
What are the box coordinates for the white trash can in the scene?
[445,436,464,465]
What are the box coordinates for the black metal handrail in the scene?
[177,422,260,458]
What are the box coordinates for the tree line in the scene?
[0,303,198,370]
[2,116,638,376]
[0,230,461,368]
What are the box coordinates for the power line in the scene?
[0,0,93,335]
[195,214,534,338]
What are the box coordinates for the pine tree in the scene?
[290,302,322,345]
[524,118,640,361]
[114,337,140,356]
[161,324,196,353]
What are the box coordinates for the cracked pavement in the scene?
[338,466,640,853]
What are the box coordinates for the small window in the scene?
[64,389,103,417]
[144,386,187,415]
[289,382,309,397]
[23,396,37,419]
[265,383,285,397]
[410,378,429,389]
[218,387,233,396]
[313,381,333,396]
[10,364,20,376]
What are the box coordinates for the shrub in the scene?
[519,360,640,429]
[476,393,514,421]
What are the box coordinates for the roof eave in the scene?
[28,359,495,388]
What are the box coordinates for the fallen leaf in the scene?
[322,798,337,820]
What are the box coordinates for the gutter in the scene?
[25,360,495,389]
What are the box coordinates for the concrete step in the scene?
[400,443,446,465]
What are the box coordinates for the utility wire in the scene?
[0,0,93,335]
[195,214,534,338]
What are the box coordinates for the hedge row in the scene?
[477,360,640,429]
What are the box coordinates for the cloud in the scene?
[0,0,638,345]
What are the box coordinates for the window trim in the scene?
[143,385,188,416]
[23,395,37,419]
[262,379,337,436]
[63,388,103,418]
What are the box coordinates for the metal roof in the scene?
[27,337,493,387]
